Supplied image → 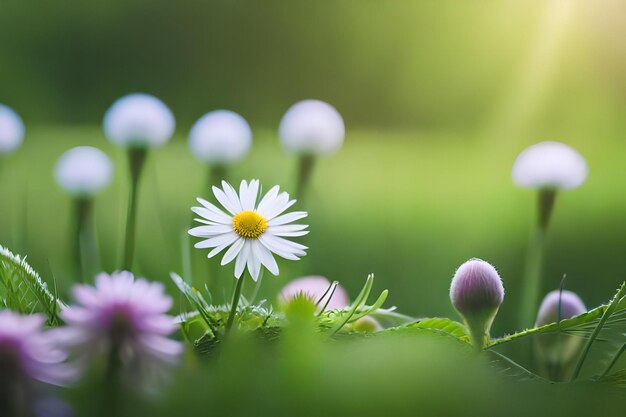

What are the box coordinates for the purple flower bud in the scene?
[535,290,587,378]
[536,290,586,327]
[450,259,504,349]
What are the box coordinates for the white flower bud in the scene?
[0,104,25,154]
[189,110,252,164]
[512,141,588,190]
[279,100,345,155]
[55,147,113,197]
[103,93,175,148]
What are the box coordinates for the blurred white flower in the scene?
[512,141,588,190]
[103,93,175,148]
[55,146,113,198]
[0,104,25,154]
[279,99,345,155]
[189,179,308,281]
[189,110,252,164]
[279,276,349,310]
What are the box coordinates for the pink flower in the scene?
[279,276,349,310]
[0,310,69,386]
[60,272,183,375]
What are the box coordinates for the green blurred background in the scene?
[1,0,626,337]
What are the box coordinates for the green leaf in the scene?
[489,282,626,348]
[0,244,62,325]
[407,317,470,342]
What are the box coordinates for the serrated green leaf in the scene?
[407,317,470,342]
[0,244,62,325]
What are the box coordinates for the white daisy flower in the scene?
[189,179,308,280]
[0,104,25,154]
[512,141,588,190]
[54,146,114,198]
[103,93,175,148]
[279,99,345,155]
[189,110,252,164]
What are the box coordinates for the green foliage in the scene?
[489,283,626,348]
[0,244,62,325]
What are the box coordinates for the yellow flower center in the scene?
[232,210,267,239]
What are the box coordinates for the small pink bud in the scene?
[535,290,586,378]
[450,259,504,349]
[536,290,586,327]
[279,276,349,311]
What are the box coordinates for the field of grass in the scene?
[2,126,626,337]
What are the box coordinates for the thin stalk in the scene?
[122,148,147,271]
[209,164,227,190]
[73,198,96,282]
[518,189,557,329]
[295,154,315,203]
[225,274,246,335]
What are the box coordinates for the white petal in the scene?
[189,225,233,237]
[193,232,238,249]
[264,233,307,254]
[212,185,240,215]
[246,248,261,281]
[267,224,309,237]
[221,237,245,265]
[222,181,243,212]
[251,240,279,276]
[255,186,280,216]
[239,179,258,211]
[259,235,302,261]
[270,230,309,237]
[268,211,308,226]
[193,217,220,226]
[191,207,231,225]
[234,241,250,278]
[196,198,232,223]
[207,241,232,258]
[263,193,296,220]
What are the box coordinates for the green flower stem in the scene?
[209,164,227,191]
[295,154,315,203]
[518,189,557,330]
[225,273,246,335]
[122,148,147,271]
[73,197,97,282]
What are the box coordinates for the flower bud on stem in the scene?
[450,259,504,351]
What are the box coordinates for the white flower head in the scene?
[0,104,25,154]
[512,141,588,190]
[279,99,345,155]
[104,93,175,148]
[189,179,308,280]
[55,146,114,198]
[189,110,252,164]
